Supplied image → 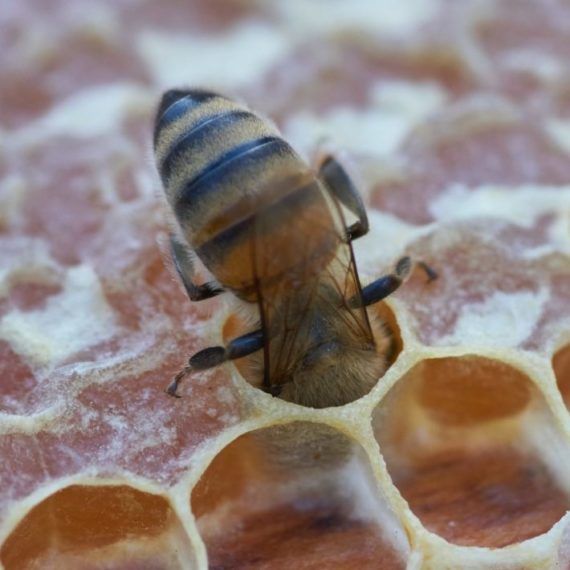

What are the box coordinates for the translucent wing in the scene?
[249,174,375,396]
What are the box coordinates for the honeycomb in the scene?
[1,0,570,569]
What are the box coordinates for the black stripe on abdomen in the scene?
[159,110,259,182]
[197,181,317,259]
[153,89,218,147]
[173,136,285,218]
[196,180,333,295]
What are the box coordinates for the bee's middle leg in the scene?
[318,155,369,241]
[354,257,438,307]
[166,329,264,397]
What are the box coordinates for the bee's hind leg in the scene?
[318,155,369,241]
[170,235,224,301]
[352,256,438,308]
[166,329,264,397]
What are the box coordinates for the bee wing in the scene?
[249,178,375,394]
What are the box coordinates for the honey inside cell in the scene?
[373,356,570,547]
[0,484,195,570]
[554,344,570,409]
[192,423,409,570]
[417,356,531,426]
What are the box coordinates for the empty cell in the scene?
[554,344,570,409]
[373,355,570,548]
[0,484,196,570]
[191,422,409,569]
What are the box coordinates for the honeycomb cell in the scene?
[222,301,402,407]
[0,484,196,570]
[191,423,409,569]
[373,355,570,547]
[554,344,570,409]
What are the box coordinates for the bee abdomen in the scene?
[154,89,307,239]
[159,110,279,193]
[182,135,280,193]
[154,89,337,298]
[153,89,219,147]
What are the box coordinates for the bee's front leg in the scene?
[166,329,264,397]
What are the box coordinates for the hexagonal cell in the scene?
[222,301,403,408]
[554,344,570,409]
[191,422,409,569]
[373,355,570,547]
[0,484,196,569]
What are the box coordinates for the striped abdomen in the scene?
[154,89,340,299]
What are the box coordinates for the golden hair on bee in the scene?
[154,88,436,408]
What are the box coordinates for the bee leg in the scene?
[165,329,264,397]
[170,235,224,301]
[318,155,369,241]
[354,256,437,307]
[417,261,439,282]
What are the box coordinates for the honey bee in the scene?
[154,89,436,408]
